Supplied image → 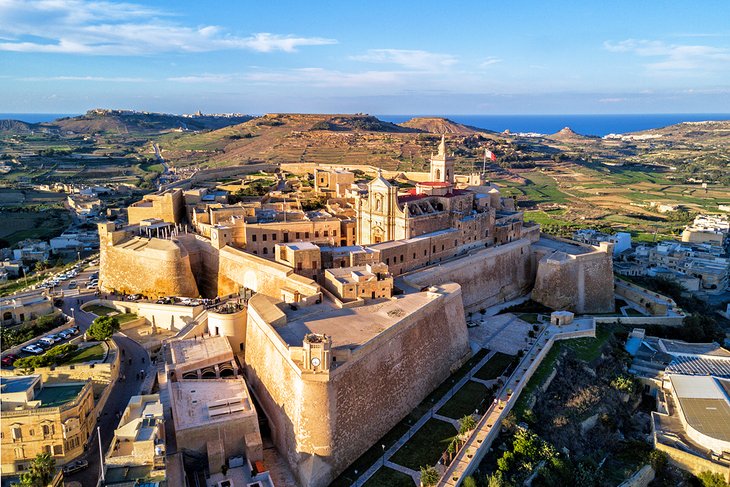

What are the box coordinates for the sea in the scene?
[3,112,730,137]
[378,113,730,137]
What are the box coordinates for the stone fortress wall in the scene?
[531,238,615,314]
[244,284,470,487]
[402,237,536,311]
[98,223,199,297]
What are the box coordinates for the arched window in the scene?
[435,168,441,180]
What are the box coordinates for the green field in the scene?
[438,381,493,419]
[362,467,414,487]
[390,419,457,471]
[473,352,517,381]
[61,343,106,364]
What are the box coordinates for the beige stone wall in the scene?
[127,189,184,225]
[244,285,470,487]
[99,227,200,298]
[1,382,95,474]
[655,440,730,481]
[532,242,614,314]
[403,238,535,311]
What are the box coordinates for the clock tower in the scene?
[303,333,332,372]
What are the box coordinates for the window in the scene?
[42,425,51,436]
[44,445,51,454]
[413,253,416,259]
[315,231,320,238]
[272,233,277,241]
[324,230,328,237]
[252,235,257,242]
[263,234,267,241]
[263,248,268,255]
[296,232,301,239]
[332,230,337,236]
[12,427,21,440]
[305,232,309,238]
[53,445,63,455]
[296,263,302,271]
[313,261,318,269]
[400,255,404,262]
[386,258,389,265]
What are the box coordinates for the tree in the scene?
[487,471,506,487]
[463,476,477,487]
[18,452,55,487]
[87,315,120,341]
[420,465,439,486]
[649,450,668,474]
[459,414,477,435]
[698,471,729,487]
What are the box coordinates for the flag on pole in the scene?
[485,149,497,161]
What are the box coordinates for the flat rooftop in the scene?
[171,378,255,431]
[36,383,85,408]
[170,336,233,369]
[0,375,38,394]
[671,375,730,442]
[280,241,319,251]
[536,236,592,255]
[275,284,455,350]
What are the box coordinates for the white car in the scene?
[39,337,56,346]
[22,345,44,355]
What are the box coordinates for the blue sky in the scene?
[1,0,729,114]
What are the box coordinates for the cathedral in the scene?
[356,135,495,246]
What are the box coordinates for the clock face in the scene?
[311,357,321,367]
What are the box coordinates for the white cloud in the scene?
[350,49,458,70]
[598,97,627,103]
[0,0,336,55]
[20,75,150,82]
[604,39,730,72]
[167,74,237,84]
[479,57,502,68]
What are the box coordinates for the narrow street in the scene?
[60,294,152,486]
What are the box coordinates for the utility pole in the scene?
[98,425,105,482]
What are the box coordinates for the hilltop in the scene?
[37,110,253,136]
[399,117,488,135]
[157,113,504,170]
[0,119,52,135]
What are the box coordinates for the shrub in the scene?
[420,465,439,486]
[698,471,729,487]
[87,316,120,341]
[459,414,477,435]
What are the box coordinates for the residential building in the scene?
[0,376,95,474]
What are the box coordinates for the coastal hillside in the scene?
[158,113,504,170]
[399,117,489,135]
[30,110,253,136]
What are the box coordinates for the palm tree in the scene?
[18,452,55,487]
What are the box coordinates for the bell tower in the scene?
[430,134,454,184]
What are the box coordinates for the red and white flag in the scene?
[485,149,497,161]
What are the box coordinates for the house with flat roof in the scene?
[104,394,166,485]
[1,375,94,474]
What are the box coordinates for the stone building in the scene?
[314,168,355,197]
[105,394,166,479]
[127,188,185,225]
[0,294,54,326]
[323,262,393,301]
[0,376,95,474]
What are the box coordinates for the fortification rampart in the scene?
[98,225,199,297]
[244,284,470,487]
[402,238,535,311]
[531,239,614,314]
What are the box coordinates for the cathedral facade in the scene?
[356,135,494,246]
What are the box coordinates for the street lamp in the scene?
[70,308,75,322]
[382,444,386,467]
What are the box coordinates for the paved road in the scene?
[60,292,152,486]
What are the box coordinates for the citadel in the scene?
[97,137,615,486]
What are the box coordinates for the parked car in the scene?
[39,337,56,346]
[1,354,19,366]
[22,345,44,355]
[68,327,80,335]
[57,330,72,339]
[48,334,62,343]
[62,459,89,475]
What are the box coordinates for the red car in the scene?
[1,354,19,367]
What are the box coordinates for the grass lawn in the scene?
[390,419,457,471]
[362,467,414,487]
[473,352,517,381]
[61,343,106,364]
[438,381,493,419]
[83,304,117,316]
[519,313,541,324]
[561,325,612,362]
[115,313,139,324]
